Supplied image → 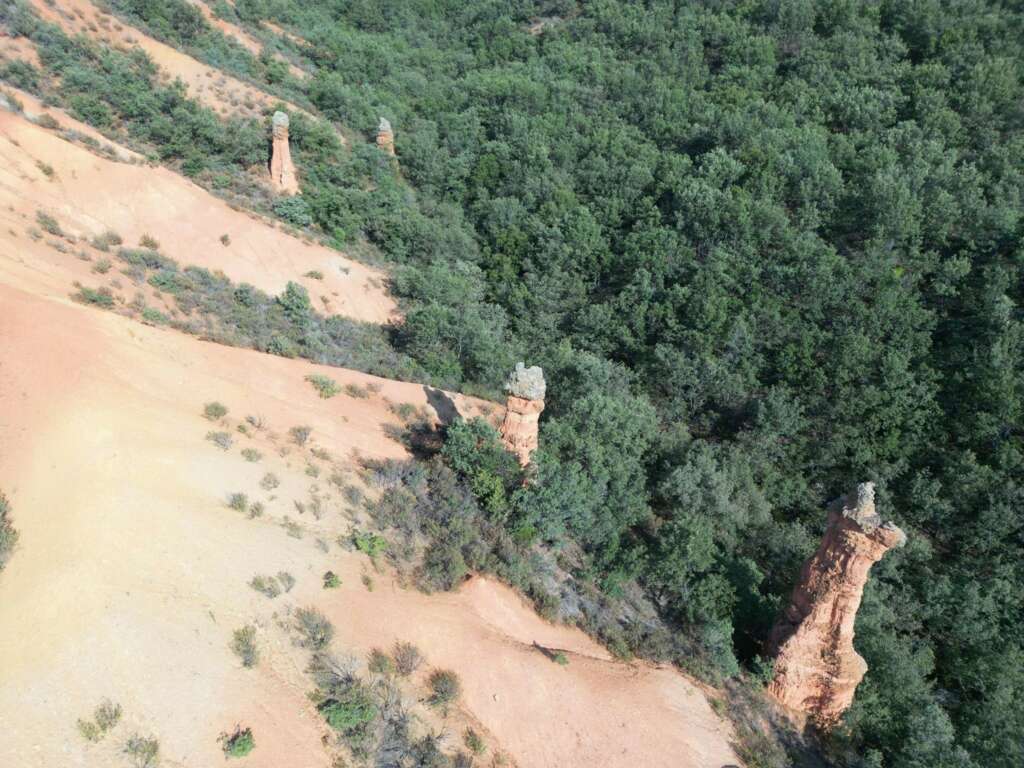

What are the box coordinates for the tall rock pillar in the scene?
[270,111,299,194]
[499,363,545,467]
[376,117,396,156]
[768,482,906,727]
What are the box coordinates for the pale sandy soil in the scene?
[0,280,739,767]
[0,98,394,323]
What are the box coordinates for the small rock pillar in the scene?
[376,117,396,156]
[499,363,546,467]
[270,111,299,194]
[768,482,906,727]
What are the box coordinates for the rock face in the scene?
[269,111,299,194]
[768,482,905,727]
[500,363,546,467]
[376,117,396,156]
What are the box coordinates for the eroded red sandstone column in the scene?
[376,117,396,156]
[270,111,299,194]
[499,363,545,467]
[768,482,905,727]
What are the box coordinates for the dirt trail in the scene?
[0,99,394,323]
[0,284,739,767]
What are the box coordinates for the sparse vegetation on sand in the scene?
[294,607,334,650]
[206,431,233,451]
[464,728,486,755]
[289,425,312,446]
[0,492,18,572]
[305,373,341,399]
[231,625,259,668]
[71,285,115,309]
[259,472,279,491]
[220,726,255,758]
[76,699,122,742]
[249,574,282,598]
[241,448,262,462]
[35,210,62,236]
[124,734,159,768]
[91,230,123,252]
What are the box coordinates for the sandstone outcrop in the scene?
[269,111,299,194]
[500,363,546,467]
[768,482,905,727]
[376,117,396,156]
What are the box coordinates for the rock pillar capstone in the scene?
[499,363,545,467]
[270,111,299,194]
[376,117,396,156]
[768,482,906,727]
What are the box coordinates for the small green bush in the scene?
[323,571,341,589]
[228,493,249,513]
[344,383,370,399]
[553,652,569,666]
[124,734,159,768]
[0,492,18,572]
[249,574,281,598]
[72,285,115,308]
[139,234,160,249]
[289,425,312,446]
[92,258,112,274]
[241,448,262,462]
[427,669,461,708]
[35,112,60,129]
[231,625,259,668]
[277,571,296,592]
[220,726,255,758]
[36,209,62,235]
[304,270,324,280]
[392,640,423,677]
[203,401,228,421]
[352,530,387,561]
[141,307,169,325]
[259,472,279,491]
[464,728,486,755]
[318,686,377,738]
[273,195,313,227]
[77,718,102,742]
[220,233,231,246]
[295,607,334,650]
[368,648,394,676]
[305,374,341,399]
[206,431,233,450]
[91,230,123,251]
[248,501,264,518]
[282,517,303,538]
[94,699,122,732]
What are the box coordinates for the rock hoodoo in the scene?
[499,363,546,467]
[269,111,299,194]
[768,482,906,727]
[376,117,396,156]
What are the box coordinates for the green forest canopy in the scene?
[3,1,1023,766]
